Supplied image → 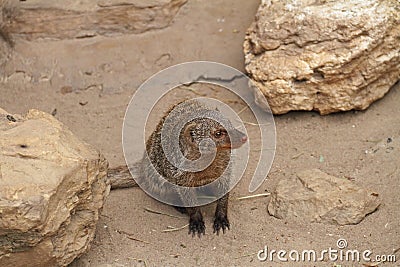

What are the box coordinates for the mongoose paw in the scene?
[188,218,205,237]
[213,215,230,235]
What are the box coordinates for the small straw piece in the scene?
[144,207,184,219]
[238,120,271,126]
[116,229,150,244]
[162,224,189,233]
[236,193,271,200]
[292,152,304,159]
[237,106,248,115]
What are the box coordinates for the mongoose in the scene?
[111,99,247,237]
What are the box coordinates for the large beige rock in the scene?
[0,108,110,267]
[244,0,400,115]
[0,37,10,68]
[1,0,187,40]
[268,169,381,225]
[0,12,11,67]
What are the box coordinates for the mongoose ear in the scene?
[183,122,197,143]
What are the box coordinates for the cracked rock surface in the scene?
[1,0,187,40]
[0,108,110,267]
[268,169,381,225]
[244,0,400,115]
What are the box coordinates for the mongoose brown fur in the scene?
[110,99,247,237]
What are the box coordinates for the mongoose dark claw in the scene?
[213,215,230,235]
[189,218,205,237]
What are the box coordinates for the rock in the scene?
[0,108,110,266]
[0,25,11,67]
[268,169,381,225]
[1,0,187,40]
[244,0,400,115]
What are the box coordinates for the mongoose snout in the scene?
[223,128,248,149]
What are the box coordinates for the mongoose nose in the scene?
[241,135,247,143]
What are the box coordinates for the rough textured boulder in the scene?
[244,0,400,115]
[0,108,110,267]
[0,14,11,67]
[0,36,10,67]
[1,0,187,40]
[268,169,381,225]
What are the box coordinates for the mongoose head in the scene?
[182,118,247,151]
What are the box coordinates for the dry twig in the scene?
[116,229,150,244]
[162,224,189,233]
[144,207,184,219]
[237,193,271,200]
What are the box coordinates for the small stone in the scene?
[268,169,381,225]
[60,86,73,94]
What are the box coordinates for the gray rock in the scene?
[268,169,381,225]
[1,0,187,40]
[244,0,400,115]
[0,108,110,267]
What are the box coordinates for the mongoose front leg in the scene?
[187,207,205,237]
[213,193,230,235]
[173,206,187,214]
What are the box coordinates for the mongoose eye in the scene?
[214,130,225,139]
[190,130,196,137]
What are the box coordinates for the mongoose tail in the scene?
[107,163,140,190]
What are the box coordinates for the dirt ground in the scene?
[1,0,399,266]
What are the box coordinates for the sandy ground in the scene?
[1,0,399,266]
